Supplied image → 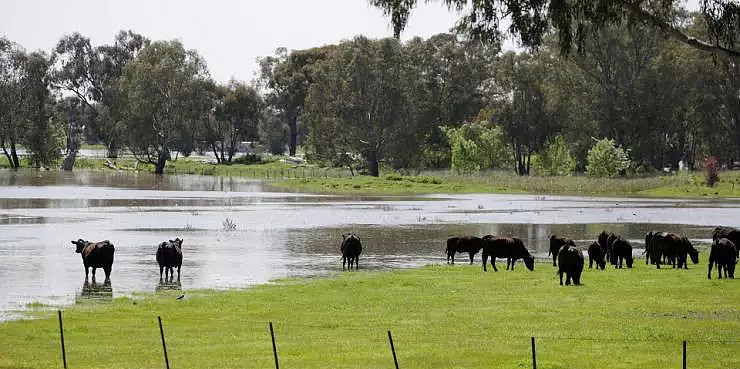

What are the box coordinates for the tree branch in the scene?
[620,0,740,58]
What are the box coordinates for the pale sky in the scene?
[1,0,700,83]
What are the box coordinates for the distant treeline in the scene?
[0,9,737,176]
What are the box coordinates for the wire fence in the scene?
[50,311,740,369]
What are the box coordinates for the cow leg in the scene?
[482,253,488,272]
[559,272,564,286]
[159,265,164,279]
[708,262,713,279]
[469,252,474,265]
[342,256,346,270]
[511,259,515,270]
[566,273,572,286]
[92,267,97,279]
[719,264,723,279]
[177,265,181,278]
[84,266,89,279]
[492,258,498,272]
[104,266,111,280]
[451,253,455,265]
[589,257,593,269]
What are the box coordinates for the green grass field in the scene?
[0,263,737,369]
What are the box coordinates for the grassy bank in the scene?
[0,264,738,369]
[274,171,740,198]
[4,155,740,197]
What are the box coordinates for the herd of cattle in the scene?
[68,226,737,285]
[444,226,739,286]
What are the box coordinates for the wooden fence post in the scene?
[531,336,537,369]
[270,322,279,369]
[388,330,399,369]
[158,316,170,369]
[58,310,67,369]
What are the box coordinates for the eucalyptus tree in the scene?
[117,40,210,174]
[207,80,264,163]
[258,45,335,156]
[304,36,410,176]
[0,37,23,168]
[369,0,739,58]
[52,30,149,158]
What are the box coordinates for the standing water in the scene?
[0,170,737,321]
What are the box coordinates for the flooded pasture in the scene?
[0,170,738,321]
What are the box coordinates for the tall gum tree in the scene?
[117,40,210,174]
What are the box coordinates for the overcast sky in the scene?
[1,0,700,83]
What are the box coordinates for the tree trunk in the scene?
[368,149,379,177]
[211,143,221,164]
[2,146,13,169]
[61,151,77,171]
[155,150,169,175]
[288,114,297,156]
[10,140,20,169]
[106,141,119,159]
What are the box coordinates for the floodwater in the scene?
[0,170,738,321]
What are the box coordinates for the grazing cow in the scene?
[650,233,699,269]
[341,234,362,270]
[481,236,535,272]
[609,237,634,268]
[587,242,606,270]
[712,227,740,258]
[558,246,584,285]
[597,231,616,261]
[549,236,576,267]
[446,236,484,265]
[71,239,115,280]
[708,238,737,279]
[156,238,183,280]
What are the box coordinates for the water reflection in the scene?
[156,277,182,292]
[77,278,113,304]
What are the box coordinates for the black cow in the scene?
[549,235,576,267]
[708,238,737,279]
[558,246,584,285]
[341,234,362,270]
[446,236,484,265]
[157,238,183,280]
[609,237,634,268]
[71,239,115,280]
[597,231,617,261]
[587,242,606,270]
[650,233,699,269]
[712,227,740,258]
[481,236,535,272]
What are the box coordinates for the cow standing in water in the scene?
[157,238,184,281]
[341,234,362,270]
[71,239,115,281]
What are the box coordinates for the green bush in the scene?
[232,154,263,165]
[586,138,631,177]
[536,135,576,176]
[449,135,480,174]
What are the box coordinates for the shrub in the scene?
[703,156,719,187]
[586,138,631,177]
[536,135,576,176]
[232,154,263,165]
[449,134,480,174]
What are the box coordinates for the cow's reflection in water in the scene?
[156,275,181,292]
[77,277,113,303]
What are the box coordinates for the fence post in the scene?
[531,336,537,369]
[269,322,279,369]
[58,310,67,369]
[388,330,399,369]
[158,316,170,369]
[683,340,686,369]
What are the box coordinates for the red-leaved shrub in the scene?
[704,156,719,187]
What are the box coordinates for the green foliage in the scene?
[536,135,576,176]
[445,123,511,174]
[449,132,480,173]
[586,138,631,177]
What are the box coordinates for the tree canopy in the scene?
[369,0,740,58]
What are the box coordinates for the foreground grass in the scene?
[0,264,738,369]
